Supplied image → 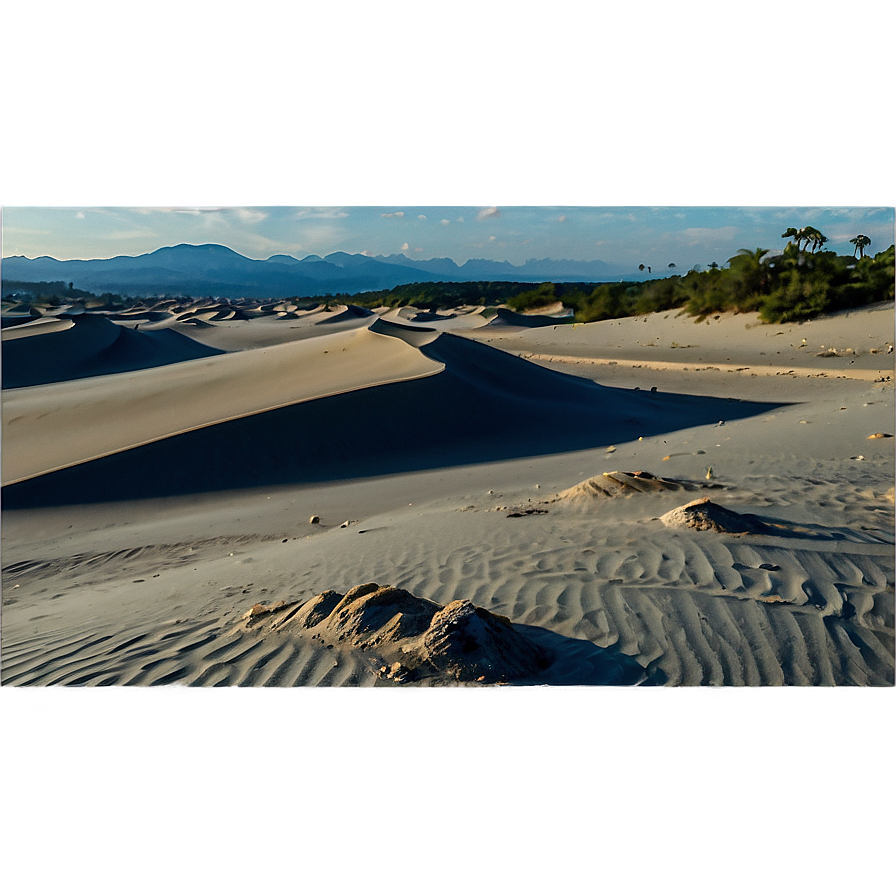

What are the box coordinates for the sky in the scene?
[4,6,893,274]
[3,206,893,271]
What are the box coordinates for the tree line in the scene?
[599,229,893,323]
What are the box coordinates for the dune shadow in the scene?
[3,332,787,508]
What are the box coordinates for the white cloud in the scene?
[557,215,566,223]
[418,214,427,220]
[477,206,499,220]
[75,211,85,219]
[400,242,409,252]
[456,216,465,223]
[440,219,450,226]
[381,211,405,218]
[233,208,268,224]
[293,208,350,220]
[488,235,496,241]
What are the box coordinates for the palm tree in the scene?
[708,261,720,270]
[638,264,646,272]
[802,226,828,253]
[668,263,676,269]
[849,234,871,258]
[782,227,802,250]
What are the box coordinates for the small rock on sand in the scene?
[866,433,893,439]
[309,515,321,525]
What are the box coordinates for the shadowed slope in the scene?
[1,313,223,388]
[3,331,785,507]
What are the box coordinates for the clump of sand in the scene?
[241,583,551,684]
[555,470,702,502]
[660,497,767,534]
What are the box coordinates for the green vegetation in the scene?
[468,233,894,323]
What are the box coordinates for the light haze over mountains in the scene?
[2,243,634,298]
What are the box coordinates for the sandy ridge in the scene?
[518,353,893,382]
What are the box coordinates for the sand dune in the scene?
[1,301,893,687]
[1,316,74,340]
[2,324,443,485]
[484,307,574,330]
[3,324,781,504]
[379,306,489,331]
[1,313,224,388]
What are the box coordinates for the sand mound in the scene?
[241,583,551,684]
[557,470,700,502]
[660,498,767,534]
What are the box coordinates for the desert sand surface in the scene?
[2,300,893,686]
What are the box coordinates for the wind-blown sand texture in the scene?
[2,297,893,686]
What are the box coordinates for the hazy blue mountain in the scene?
[2,243,636,298]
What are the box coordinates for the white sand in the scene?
[2,302,893,686]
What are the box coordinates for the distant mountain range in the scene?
[1,244,636,299]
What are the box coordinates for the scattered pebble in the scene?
[867,433,893,439]
[309,515,320,525]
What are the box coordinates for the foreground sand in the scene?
[2,301,893,685]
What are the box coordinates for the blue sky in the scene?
[3,206,893,271]
[4,5,894,276]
